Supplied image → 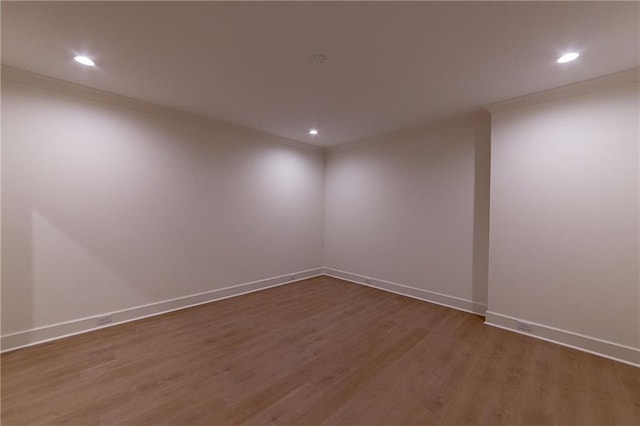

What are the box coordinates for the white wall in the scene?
[487,77,639,364]
[1,73,325,340]
[323,112,491,314]
[4,66,637,366]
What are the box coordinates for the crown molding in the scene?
[1,65,323,153]
[484,68,640,114]
[327,109,488,152]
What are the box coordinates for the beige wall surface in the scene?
[323,113,491,309]
[3,66,637,364]
[1,78,325,334]
[488,82,640,349]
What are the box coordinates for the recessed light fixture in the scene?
[557,52,580,64]
[74,55,95,66]
[309,129,319,135]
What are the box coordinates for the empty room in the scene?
[1,1,638,425]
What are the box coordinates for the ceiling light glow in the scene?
[557,52,579,64]
[74,56,95,66]
[309,129,318,135]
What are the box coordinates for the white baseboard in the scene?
[323,268,639,367]
[6,267,637,368]
[323,267,487,315]
[1,267,324,353]
[485,311,640,367]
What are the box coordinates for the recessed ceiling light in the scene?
[74,56,95,66]
[557,52,580,64]
[309,129,319,135]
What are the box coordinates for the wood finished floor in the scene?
[2,276,638,425]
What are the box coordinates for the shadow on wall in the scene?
[0,79,324,336]
[1,177,34,337]
[471,110,491,311]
